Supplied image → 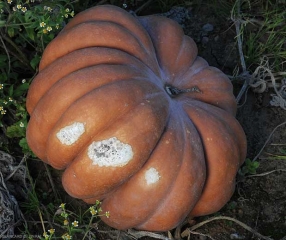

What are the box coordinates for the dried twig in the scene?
[43,162,60,200]
[134,0,153,14]
[186,230,215,240]
[231,0,250,103]
[246,169,286,178]
[127,229,171,240]
[252,121,286,161]
[181,216,273,240]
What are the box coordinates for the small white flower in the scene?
[1,109,7,115]
[72,220,78,227]
[48,228,55,234]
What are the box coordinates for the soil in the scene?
[2,2,286,240]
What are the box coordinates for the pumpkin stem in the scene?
[165,84,202,97]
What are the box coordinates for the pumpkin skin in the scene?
[26,5,247,231]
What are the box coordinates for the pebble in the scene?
[201,36,209,45]
[202,23,214,32]
[230,233,245,239]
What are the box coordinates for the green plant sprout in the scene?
[239,158,260,176]
[40,201,110,240]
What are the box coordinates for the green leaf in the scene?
[0,20,6,27]
[6,124,26,138]
[252,161,260,168]
[25,27,35,41]
[0,55,8,63]
[7,27,15,38]
[30,55,41,69]
[19,138,36,156]
[14,82,29,97]
[8,85,14,96]
[0,73,7,82]
[24,10,33,23]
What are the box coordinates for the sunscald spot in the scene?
[56,122,85,145]
[145,167,161,185]
[87,137,133,167]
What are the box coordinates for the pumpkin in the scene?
[26,5,247,231]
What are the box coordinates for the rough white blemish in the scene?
[56,122,85,145]
[87,137,133,167]
[206,137,213,141]
[145,167,161,185]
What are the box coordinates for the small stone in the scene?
[202,23,214,32]
[201,36,209,45]
[230,233,245,239]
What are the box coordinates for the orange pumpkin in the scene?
[26,5,247,231]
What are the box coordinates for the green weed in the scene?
[0,0,74,154]
[239,158,260,176]
[233,0,286,72]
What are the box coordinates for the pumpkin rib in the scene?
[45,79,168,170]
[27,47,159,114]
[138,16,198,81]
[189,99,247,166]
[171,36,199,81]
[173,56,209,86]
[61,5,157,63]
[27,64,152,162]
[39,21,160,74]
[61,87,170,200]
[177,67,237,115]
[135,107,206,231]
[182,100,246,216]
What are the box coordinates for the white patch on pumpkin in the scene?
[145,167,161,185]
[87,137,133,167]
[56,122,85,145]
